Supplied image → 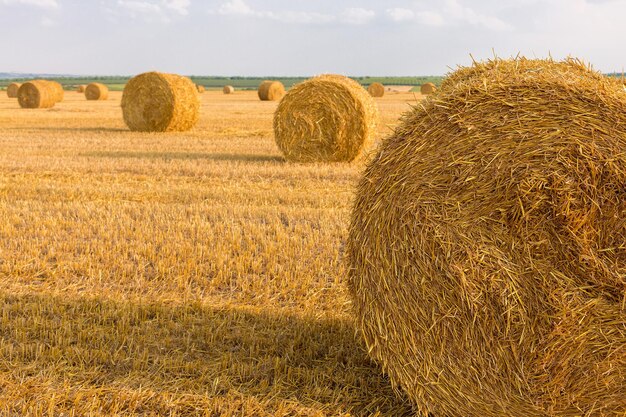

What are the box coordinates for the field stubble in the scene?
[0,90,422,416]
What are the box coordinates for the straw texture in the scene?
[368,82,385,97]
[7,83,21,98]
[223,85,235,94]
[348,57,626,417]
[121,72,199,132]
[273,74,379,163]
[85,83,109,101]
[17,80,62,109]
[420,82,436,94]
[258,80,285,101]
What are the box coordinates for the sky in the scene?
[1,0,626,76]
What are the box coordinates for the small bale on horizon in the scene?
[420,82,437,94]
[223,85,235,94]
[48,80,64,103]
[258,80,285,101]
[367,82,385,97]
[121,71,200,132]
[196,85,205,93]
[85,83,109,101]
[7,83,21,98]
[77,85,87,93]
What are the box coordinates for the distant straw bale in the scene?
[420,82,436,94]
[196,85,205,94]
[274,74,378,163]
[258,80,285,101]
[367,82,385,97]
[348,57,626,417]
[7,83,21,98]
[77,85,87,93]
[49,81,64,103]
[223,85,235,94]
[121,71,199,132]
[17,80,62,108]
[85,83,109,101]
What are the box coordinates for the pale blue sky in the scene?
[1,0,625,76]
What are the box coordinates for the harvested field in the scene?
[0,89,422,416]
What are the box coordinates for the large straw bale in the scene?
[85,83,109,100]
[420,82,436,94]
[348,57,626,417]
[7,83,21,98]
[17,80,61,108]
[121,71,199,132]
[258,80,285,101]
[223,85,235,94]
[273,74,379,163]
[367,82,385,97]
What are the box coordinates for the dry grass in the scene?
[0,89,422,416]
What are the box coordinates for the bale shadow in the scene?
[82,151,284,163]
[0,293,413,416]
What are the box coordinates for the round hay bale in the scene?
[7,83,21,98]
[223,85,235,94]
[48,81,64,103]
[121,71,199,132]
[77,84,87,93]
[258,80,285,101]
[348,58,626,417]
[196,84,205,94]
[367,82,385,97]
[420,82,437,94]
[85,83,109,101]
[17,80,59,108]
[273,74,379,163]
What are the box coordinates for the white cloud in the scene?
[112,0,190,21]
[162,0,190,15]
[341,8,375,25]
[217,0,334,24]
[40,15,57,26]
[386,0,509,31]
[216,1,373,25]
[117,0,160,14]
[0,0,58,8]
[416,10,445,26]
[386,8,415,22]
[387,8,444,26]
[265,10,334,24]
[217,0,252,15]
[444,0,511,31]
